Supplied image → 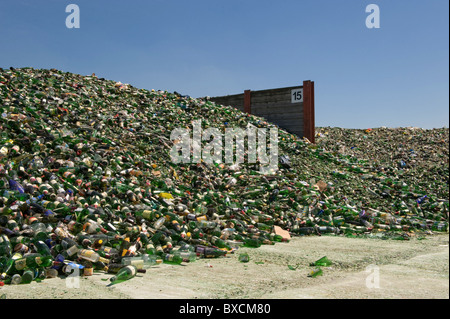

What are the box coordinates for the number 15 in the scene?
[293,91,302,100]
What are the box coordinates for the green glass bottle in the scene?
[5,274,22,285]
[32,240,52,257]
[7,219,20,232]
[190,220,217,230]
[134,210,155,221]
[1,254,52,279]
[51,201,71,215]
[310,256,332,267]
[162,211,182,224]
[20,268,36,284]
[106,263,125,274]
[209,235,232,250]
[238,252,250,263]
[162,253,183,265]
[109,265,145,284]
[0,235,12,257]
[96,245,120,260]
[0,206,13,216]
[244,238,261,248]
[195,245,227,258]
[174,250,197,263]
[256,223,272,232]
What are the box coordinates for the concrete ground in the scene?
[0,233,448,299]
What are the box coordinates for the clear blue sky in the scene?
[0,0,448,129]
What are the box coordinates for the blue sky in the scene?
[0,0,448,129]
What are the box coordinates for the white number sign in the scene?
[291,88,303,103]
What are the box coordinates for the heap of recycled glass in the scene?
[0,67,447,284]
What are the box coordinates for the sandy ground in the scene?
[0,233,448,300]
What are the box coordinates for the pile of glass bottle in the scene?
[0,67,447,284]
